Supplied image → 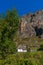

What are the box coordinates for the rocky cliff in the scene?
[19,10,43,38]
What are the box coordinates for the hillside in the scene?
[0,9,43,65]
[15,10,43,51]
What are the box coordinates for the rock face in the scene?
[20,10,43,38]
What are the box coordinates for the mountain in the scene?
[19,10,43,38]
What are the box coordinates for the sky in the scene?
[0,0,43,16]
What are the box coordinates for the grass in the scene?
[0,52,43,65]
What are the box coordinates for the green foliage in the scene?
[6,9,19,36]
[0,9,19,59]
[0,52,43,65]
[38,44,43,51]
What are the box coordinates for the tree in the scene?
[0,9,19,59]
[5,9,19,38]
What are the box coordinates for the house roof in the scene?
[17,45,27,50]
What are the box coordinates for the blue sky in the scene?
[0,0,43,16]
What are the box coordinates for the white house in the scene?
[17,45,27,52]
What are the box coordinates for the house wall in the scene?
[17,49,27,52]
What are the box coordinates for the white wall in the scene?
[18,49,27,52]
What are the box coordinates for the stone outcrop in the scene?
[19,10,43,38]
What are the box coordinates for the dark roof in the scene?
[17,45,26,50]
